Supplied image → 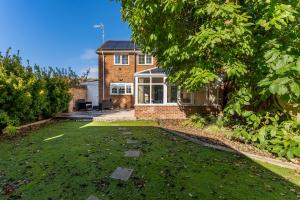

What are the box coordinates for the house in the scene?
[97,40,222,119]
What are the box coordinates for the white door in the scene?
[87,82,99,107]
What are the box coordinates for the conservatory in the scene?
[133,67,222,119]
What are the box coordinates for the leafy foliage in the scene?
[183,114,207,129]
[121,0,300,158]
[231,113,300,159]
[0,49,76,134]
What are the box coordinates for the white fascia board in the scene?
[134,73,167,77]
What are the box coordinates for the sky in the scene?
[0,0,131,78]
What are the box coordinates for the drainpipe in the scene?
[101,51,105,103]
[134,42,137,72]
[133,43,137,107]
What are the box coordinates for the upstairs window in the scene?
[114,54,129,65]
[138,54,153,65]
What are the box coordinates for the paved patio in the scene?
[56,111,102,119]
[93,109,136,121]
[56,109,136,121]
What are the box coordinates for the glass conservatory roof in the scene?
[134,67,167,77]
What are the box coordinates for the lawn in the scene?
[0,121,300,200]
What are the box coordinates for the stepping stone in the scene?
[122,131,132,135]
[126,139,138,144]
[86,195,99,200]
[110,167,133,181]
[124,150,141,157]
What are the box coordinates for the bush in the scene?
[183,114,207,129]
[3,124,17,137]
[0,49,77,134]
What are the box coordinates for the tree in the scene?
[121,0,300,158]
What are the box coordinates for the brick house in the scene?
[97,40,222,119]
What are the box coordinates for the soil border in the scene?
[159,125,300,170]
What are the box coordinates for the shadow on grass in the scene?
[0,120,299,199]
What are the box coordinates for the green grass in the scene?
[0,120,300,200]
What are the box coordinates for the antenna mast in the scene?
[93,23,105,44]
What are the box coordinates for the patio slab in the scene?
[86,195,99,200]
[122,131,132,135]
[124,150,141,157]
[126,139,139,144]
[110,167,133,181]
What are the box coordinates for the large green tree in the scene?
[121,0,300,158]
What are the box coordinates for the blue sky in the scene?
[0,0,131,77]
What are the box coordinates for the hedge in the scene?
[0,49,78,135]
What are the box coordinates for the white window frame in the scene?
[110,83,133,95]
[135,77,179,105]
[114,54,129,65]
[138,54,153,65]
[134,67,221,106]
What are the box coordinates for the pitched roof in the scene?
[97,40,140,51]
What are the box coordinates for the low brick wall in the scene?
[135,105,219,119]
[111,95,134,109]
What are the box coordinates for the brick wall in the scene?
[98,52,156,108]
[111,95,133,109]
[135,105,220,119]
[68,86,87,112]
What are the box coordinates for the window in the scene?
[110,83,133,95]
[167,86,178,103]
[138,54,152,65]
[138,55,145,64]
[146,55,152,64]
[151,85,163,104]
[111,85,118,94]
[138,77,150,83]
[180,90,192,104]
[138,85,150,104]
[152,77,164,83]
[114,54,129,65]
[126,84,132,94]
[137,77,164,104]
[208,84,220,105]
[118,85,125,94]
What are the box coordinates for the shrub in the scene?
[183,114,207,129]
[229,111,300,159]
[3,124,17,137]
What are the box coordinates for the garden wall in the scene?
[135,105,220,119]
[68,86,87,112]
